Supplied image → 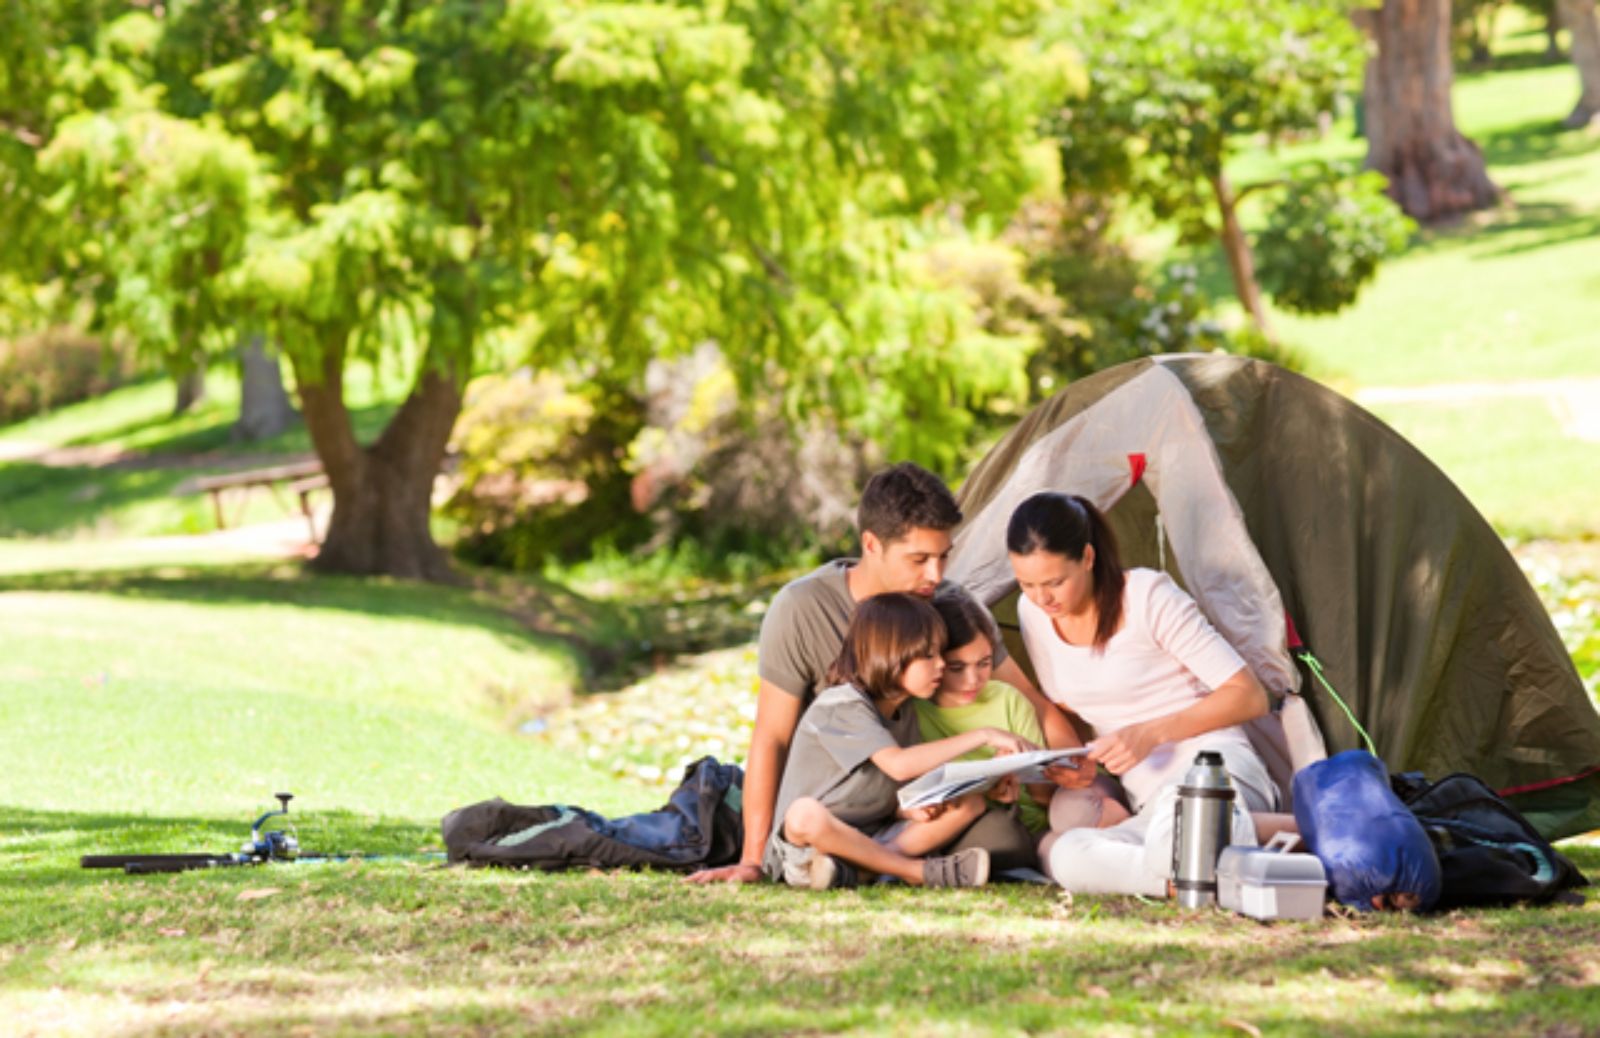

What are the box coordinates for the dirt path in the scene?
[1355,377,1600,442]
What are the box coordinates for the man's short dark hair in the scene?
[857,462,962,545]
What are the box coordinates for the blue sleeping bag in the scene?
[1292,750,1442,911]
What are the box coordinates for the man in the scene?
[688,462,1082,884]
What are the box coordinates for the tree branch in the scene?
[1234,178,1289,205]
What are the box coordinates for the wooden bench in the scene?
[193,460,327,542]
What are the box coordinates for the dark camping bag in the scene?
[1391,770,1589,910]
[442,756,744,871]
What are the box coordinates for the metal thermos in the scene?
[1172,750,1236,908]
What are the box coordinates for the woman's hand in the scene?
[990,775,1020,804]
[1087,719,1168,775]
[982,728,1037,756]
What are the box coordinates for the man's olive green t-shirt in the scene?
[757,559,1008,705]
[913,682,1050,834]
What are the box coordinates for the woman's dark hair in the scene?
[1005,492,1125,652]
[931,584,1001,658]
[827,593,947,701]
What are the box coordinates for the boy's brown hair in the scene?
[827,593,947,701]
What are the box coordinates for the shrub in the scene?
[1256,167,1415,316]
[0,328,134,425]
[444,369,648,568]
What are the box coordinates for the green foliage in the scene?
[38,102,268,367]
[445,369,648,567]
[1256,167,1416,315]
[1049,0,1404,329]
[1054,0,1360,240]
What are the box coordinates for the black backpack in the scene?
[1390,771,1588,910]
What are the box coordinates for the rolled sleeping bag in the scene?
[1292,750,1442,911]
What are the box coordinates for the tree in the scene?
[169,0,1071,579]
[1054,0,1408,341]
[1356,1,1501,223]
[3,3,275,417]
[1559,0,1600,127]
[34,14,269,421]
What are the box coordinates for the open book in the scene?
[896,748,1092,811]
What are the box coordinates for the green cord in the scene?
[1296,649,1377,756]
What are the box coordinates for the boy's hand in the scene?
[685,862,763,884]
[983,729,1037,756]
[1044,762,1097,789]
[991,775,1020,804]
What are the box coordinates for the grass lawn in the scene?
[2,542,1597,1036]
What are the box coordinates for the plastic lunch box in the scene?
[1216,832,1328,921]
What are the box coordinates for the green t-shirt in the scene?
[913,682,1050,834]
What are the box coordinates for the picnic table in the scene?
[192,460,328,542]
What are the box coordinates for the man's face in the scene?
[864,526,952,597]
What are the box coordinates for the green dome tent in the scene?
[948,353,1600,840]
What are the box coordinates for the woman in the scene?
[1007,491,1278,896]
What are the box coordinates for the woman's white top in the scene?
[1019,567,1257,810]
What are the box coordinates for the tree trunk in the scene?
[1560,0,1600,127]
[294,332,463,582]
[173,361,206,416]
[1208,170,1277,344]
[1548,7,1565,58]
[1360,0,1500,223]
[233,335,299,442]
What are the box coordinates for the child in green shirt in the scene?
[918,587,1130,843]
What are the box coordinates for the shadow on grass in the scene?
[0,559,767,690]
[1457,47,1571,79]
[1474,117,1600,169]
[0,462,198,538]
[65,867,1596,1038]
[0,560,605,650]
[1,804,440,937]
[62,396,397,458]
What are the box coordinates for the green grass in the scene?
[1364,396,1600,541]
[0,563,633,821]
[0,540,1594,1036]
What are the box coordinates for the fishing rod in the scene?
[80,793,444,874]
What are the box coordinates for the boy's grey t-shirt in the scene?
[757,559,1008,704]
[766,682,921,861]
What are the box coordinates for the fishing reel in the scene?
[244,792,300,861]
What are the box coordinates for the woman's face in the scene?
[1010,547,1096,619]
[898,651,946,700]
[935,634,994,708]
